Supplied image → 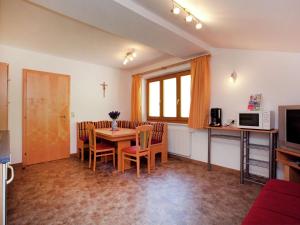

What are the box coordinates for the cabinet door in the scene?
[0,63,8,130]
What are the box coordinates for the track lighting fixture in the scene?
[185,14,193,23]
[123,50,137,65]
[171,1,203,30]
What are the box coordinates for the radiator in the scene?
[168,125,192,157]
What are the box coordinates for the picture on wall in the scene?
[248,94,262,111]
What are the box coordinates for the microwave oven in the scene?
[237,111,275,130]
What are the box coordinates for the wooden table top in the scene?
[95,128,136,141]
[206,126,278,134]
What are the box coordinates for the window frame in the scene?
[146,70,191,123]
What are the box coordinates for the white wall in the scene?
[0,45,131,164]
[132,48,300,177]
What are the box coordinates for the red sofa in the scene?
[242,179,300,225]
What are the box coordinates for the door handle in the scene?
[60,115,66,119]
[7,165,14,184]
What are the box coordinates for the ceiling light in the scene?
[195,22,202,30]
[123,50,137,65]
[172,6,180,15]
[185,14,193,23]
[170,1,204,30]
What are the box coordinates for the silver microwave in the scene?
[237,111,275,130]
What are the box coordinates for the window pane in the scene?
[163,78,177,117]
[149,81,160,117]
[181,75,191,117]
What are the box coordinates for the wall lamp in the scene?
[230,71,237,83]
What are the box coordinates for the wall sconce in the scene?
[230,71,237,83]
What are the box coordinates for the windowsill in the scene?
[166,122,188,126]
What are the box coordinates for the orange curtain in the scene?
[131,74,142,122]
[188,55,211,128]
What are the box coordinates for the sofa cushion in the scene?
[242,207,299,225]
[77,121,92,139]
[242,179,300,225]
[263,179,300,197]
[254,189,300,220]
[94,121,111,129]
[151,139,161,145]
[117,120,131,128]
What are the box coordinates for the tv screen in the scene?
[286,109,300,145]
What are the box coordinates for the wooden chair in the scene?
[87,124,115,172]
[121,125,153,177]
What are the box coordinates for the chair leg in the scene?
[113,151,116,168]
[122,153,125,173]
[81,147,84,161]
[89,150,92,168]
[78,147,81,158]
[147,153,151,175]
[161,147,168,163]
[136,157,140,178]
[93,151,96,172]
[150,151,155,170]
[105,156,108,163]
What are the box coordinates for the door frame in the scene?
[22,69,71,166]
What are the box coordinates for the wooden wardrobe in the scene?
[22,69,70,165]
[0,63,8,130]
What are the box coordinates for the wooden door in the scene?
[23,69,70,165]
[0,63,8,130]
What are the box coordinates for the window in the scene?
[146,70,191,123]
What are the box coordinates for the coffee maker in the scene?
[210,108,222,127]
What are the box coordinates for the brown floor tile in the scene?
[7,157,260,225]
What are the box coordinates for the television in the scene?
[279,105,300,152]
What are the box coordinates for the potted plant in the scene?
[108,111,120,131]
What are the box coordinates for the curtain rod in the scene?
[134,53,210,77]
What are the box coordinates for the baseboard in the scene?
[12,153,78,168]
[70,153,78,157]
[168,153,239,175]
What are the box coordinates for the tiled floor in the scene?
[7,156,261,225]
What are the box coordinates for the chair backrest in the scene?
[135,125,153,152]
[87,123,96,149]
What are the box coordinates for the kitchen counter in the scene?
[0,130,10,164]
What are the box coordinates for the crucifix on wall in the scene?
[100,82,108,97]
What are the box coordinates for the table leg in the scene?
[240,131,244,184]
[117,140,131,172]
[273,133,278,179]
[245,131,250,177]
[208,128,211,171]
[269,133,273,179]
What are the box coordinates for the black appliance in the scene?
[210,108,222,127]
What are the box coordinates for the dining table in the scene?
[95,128,136,172]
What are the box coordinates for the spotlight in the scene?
[186,14,193,23]
[195,22,202,30]
[172,6,180,15]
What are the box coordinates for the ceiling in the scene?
[1,0,300,70]
[0,0,171,69]
[132,0,300,52]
